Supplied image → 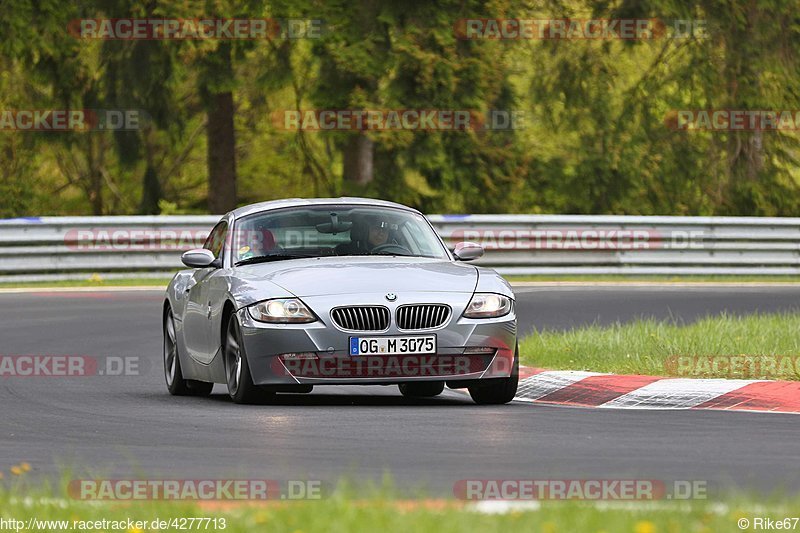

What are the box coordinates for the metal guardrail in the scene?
[0,214,799,281]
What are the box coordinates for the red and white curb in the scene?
[515,367,800,413]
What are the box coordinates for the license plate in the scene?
[349,335,436,356]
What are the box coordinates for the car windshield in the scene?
[232,205,448,265]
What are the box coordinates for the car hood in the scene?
[236,256,478,297]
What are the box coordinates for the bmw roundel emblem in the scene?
[385,293,397,301]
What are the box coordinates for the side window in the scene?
[203,221,228,260]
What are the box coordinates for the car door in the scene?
[183,220,227,364]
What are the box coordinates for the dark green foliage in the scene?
[0,0,797,215]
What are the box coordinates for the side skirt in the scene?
[179,347,227,384]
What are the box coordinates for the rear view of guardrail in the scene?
[0,214,799,281]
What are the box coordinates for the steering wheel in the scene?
[370,243,412,255]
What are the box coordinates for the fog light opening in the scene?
[463,347,497,355]
[280,352,319,361]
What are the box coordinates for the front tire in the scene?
[468,346,519,405]
[399,381,445,398]
[224,313,273,404]
[164,308,213,397]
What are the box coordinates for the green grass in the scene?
[0,476,796,533]
[0,277,172,289]
[506,274,800,283]
[519,312,800,379]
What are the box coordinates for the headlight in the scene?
[463,293,512,318]
[247,298,316,323]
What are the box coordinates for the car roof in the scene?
[229,197,420,219]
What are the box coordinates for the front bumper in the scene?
[237,292,517,386]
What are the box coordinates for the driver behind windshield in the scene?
[366,219,390,250]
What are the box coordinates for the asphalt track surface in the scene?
[2,285,800,497]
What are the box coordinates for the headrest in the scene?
[349,219,367,242]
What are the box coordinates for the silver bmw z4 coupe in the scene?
[163,198,518,404]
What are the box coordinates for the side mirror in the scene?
[181,248,216,268]
[453,241,484,261]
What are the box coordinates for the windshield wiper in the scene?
[369,252,414,257]
[235,253,312,266]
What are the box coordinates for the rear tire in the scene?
[164,308,213,397]
[468,346,519,405]
[399,381,445,398]
[224,313,274,404]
